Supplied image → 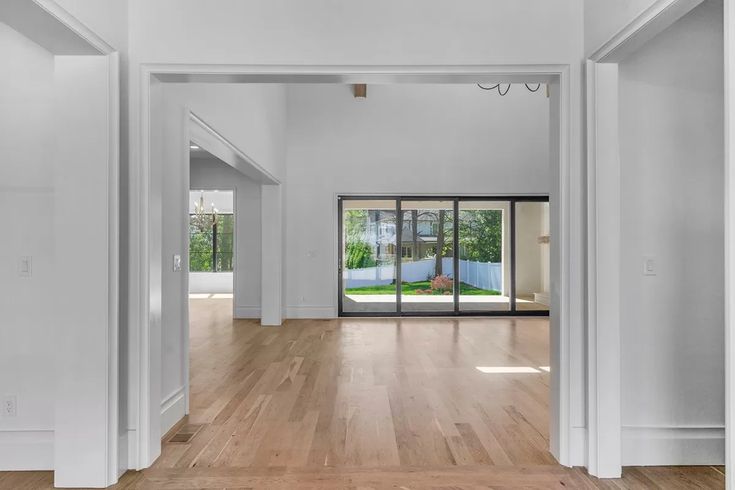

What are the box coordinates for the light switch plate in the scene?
[173,254,182,272]
[643,256,656,276]
[18,256,31,277]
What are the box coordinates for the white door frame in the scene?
[185,110,277,420]
[726,1,735,488]
[131,63,580,470]
[585,0,705,479]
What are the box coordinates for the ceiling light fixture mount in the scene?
[353,84,367,98]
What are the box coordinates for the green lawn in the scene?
[345,281,500,296]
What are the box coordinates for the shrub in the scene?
[431,275,453,292]
[345,241,376,269]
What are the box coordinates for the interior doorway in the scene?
[338,195,550,316]
[134,65,578,470]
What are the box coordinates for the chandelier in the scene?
[477,83,543,96]
[192,191,218,232]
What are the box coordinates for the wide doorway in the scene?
[339,196,550,316]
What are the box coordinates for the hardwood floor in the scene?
[0,298,724,488]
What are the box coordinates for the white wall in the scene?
[190,157,262,311]
[0,22,56,471]
[618,0,724,464]
[169,84,288,182]
[516,202,550,297]
[285,84,549,317]
[584,0,659,55]
[128,0,582,65]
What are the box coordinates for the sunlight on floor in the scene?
[475,366,541,374]
[189,293,234,299]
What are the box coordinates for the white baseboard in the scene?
[234,305,261,318]
[118,430,128,476]
[286,305,337,319]
[126,429,139,471]
[622,426,725,466]
[569,426,588,467]
[161,387,186,436]
[0,430,54,470]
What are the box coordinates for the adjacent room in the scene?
[152,80,558,482]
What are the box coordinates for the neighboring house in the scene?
[361,211,452,264]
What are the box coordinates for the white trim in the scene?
[182,116,191,421]
[31,0,116,54]
[586,61,622,478]
[726,0,735,488]
[622,426,725,466]
[569,427,588,466]
[160,387,186,436]
[136,60,154,471]
[134,63,576,470]
[234,306,262,318]
[126,429,138,475]
[189,112,280,185]
[106,50,121,486]
[117,430,128,478]
[286,306,338,319]
[588,0,704,62]
[585,0,704,478]
[0,430,54,471]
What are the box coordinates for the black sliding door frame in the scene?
[338,195,550,317]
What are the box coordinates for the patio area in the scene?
[344,293,548,312]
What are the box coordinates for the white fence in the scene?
[345,258,502,292]
[189,272,233,293]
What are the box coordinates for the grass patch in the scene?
[346,281,500,296]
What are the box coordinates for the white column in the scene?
[261,184,283,325]
[586,61,622,478]
[54,54,119,487]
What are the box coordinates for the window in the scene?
[189,213,234,272]
[401,245,413,259]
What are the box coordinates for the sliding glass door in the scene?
[339,196,549,316]
[400,200,455,313]
[514,201,551,311]
[340,199,398,314]
[458,200,510,312]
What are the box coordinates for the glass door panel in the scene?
[341,199,398,313]
[458,201,510,312]
[515,201,550,311]
[400,200,455,313]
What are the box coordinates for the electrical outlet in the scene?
[643,256,656,276]
[2,395,17,417]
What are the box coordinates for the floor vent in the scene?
[168,424,203,443]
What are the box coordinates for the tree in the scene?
[458,210,502,263]
[435,210,445,275]
[189,225,213,271]
[345,241,376,269]
[344,209,369,241]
